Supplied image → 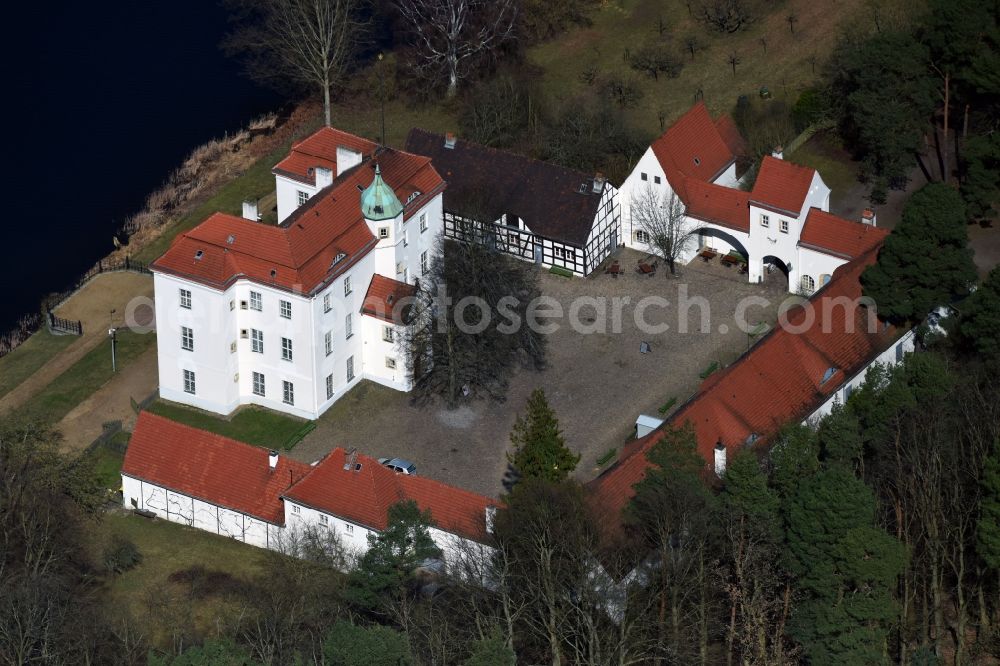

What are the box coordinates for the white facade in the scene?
[153,164,443,420]
[122,474,281,549]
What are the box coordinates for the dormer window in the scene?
[406,191,421,204]
[373,205,384,216]
[821,367,836,384]
[194,250,204,260]
[297,190,310,206]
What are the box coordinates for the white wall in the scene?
[122,475,279,549]
[620,147,672,251]
[276,175,317,224]
[797,247,848,295]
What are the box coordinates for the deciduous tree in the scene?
[630,184,696,275]
[223,0,364,127]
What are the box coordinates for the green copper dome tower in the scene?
[360,164,403,221]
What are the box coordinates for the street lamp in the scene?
[109,309,117,373]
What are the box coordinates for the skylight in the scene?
[821,367,836,384]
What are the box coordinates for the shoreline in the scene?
[0,100,320,359]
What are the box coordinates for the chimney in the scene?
[315,166,334,189]
[335,146,363,176]
[592,171,607,194]
[861,209,877,226]
[242,199,260,221]
[771,145,784,160]
[268,450,279,471]
[444,132,457,149]
[714,441,727,477]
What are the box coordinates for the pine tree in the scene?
[816,403,863,468]
[784,467,906,665]
[345,500,441,614]
[961,265,1000,368]
[507,389,579,482]
[978,439,1000,572]
[861,183,977,323]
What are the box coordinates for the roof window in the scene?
[194,250,204,260]
[693,157,702,166]
[821,367,836,384]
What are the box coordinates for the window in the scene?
[800,275,816,293]
[319,514,328,526]
[385,357,397,370]
[420,213,428,233]
[183,369,196,394]
[297,190,309,206]
[326,374,334,399]
[760,213,770,228]
[344,276,352,296]
[779,219,789,234]
[420,251,428,274]
[402,267,409,284]
[252,372,265,396]
[640,172,648,181]
[347,356,355,381]
[281,337,293,361]
[325,330,332,356]
[403,230,409,247]
[249,291,262,311]
[378,227,389,239]
[553,246,565,259]
[230,341,237,354]
[345,313,353,339]
[323,293,331,313]
[345,523,354,534]
[844,383,854,402]
[251,328,264,353]
[895,342,904,362]
[229,300,235,311]
[179,289,191,309]
[279,300,291,319]
[382,326,394,343]
[282,380,294,405]
[654,175,661,184]
[821,367,836,384]
[634,230,650,244]
[292,504,300,515]
[181,326,193,351]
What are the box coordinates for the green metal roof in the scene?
[360,164,402,221]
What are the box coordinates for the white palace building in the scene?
[151,129,445,420]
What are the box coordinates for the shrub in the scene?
[602,75,645,109]
[103,536,142,574]
[629,42,684,80]
[791,88,830,132]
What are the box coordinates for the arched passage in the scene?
[693,226,750,261]
[761,254,790,290]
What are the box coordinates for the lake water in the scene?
[1,2,282,333]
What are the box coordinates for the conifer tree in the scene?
[784,467,906,665]
[978,439,1000,574]
[861,183,976,324]
[507,389,579,482]
[961,265,1000,368]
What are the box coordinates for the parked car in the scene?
[378,457,417,475]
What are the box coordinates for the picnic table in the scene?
[698,248,718,262]
[636,258,658,276]
[605,261,624,278]
[720,254,738,268]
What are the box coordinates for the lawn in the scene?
[16,330,156,425]
[146,399,311,450]
[85,431,129,490]
[99,512,268,649]
[789,130,860,195]
[0,331,76,400]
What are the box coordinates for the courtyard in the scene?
[290,248,790,497]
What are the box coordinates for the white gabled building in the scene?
[619,102,883,293]
[122,412,496,563]
[150,128,445,420]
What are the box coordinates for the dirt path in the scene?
[57,345,159,451]
[0,272,153,415]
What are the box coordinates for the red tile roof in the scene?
[651,102,741,197]
[273,127,378,185]
[152,147,444,295]
[284,448,496,541]
[587,246,900,528]
[799,208,889,259]
[122,412,312,525]
[362,274,417,324]
[750,156,816,215]
[683,179,751,233]
[714,114,747,159]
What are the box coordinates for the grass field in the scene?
[146,399,310,449]
[86,431,129,490]
[100,512,268,649]
[0,332,76,401]
[16,330,156,425]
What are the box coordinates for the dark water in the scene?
[1,2,282,333]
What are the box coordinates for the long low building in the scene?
[121,412,495,561]
[588,245,915,527]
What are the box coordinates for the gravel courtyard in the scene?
[291,248,789,497]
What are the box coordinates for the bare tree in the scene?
[223,0,364,127]
[630,184,696,276]
[727,52,741,76]
[699,0,753,33]
[394,0,517,98]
